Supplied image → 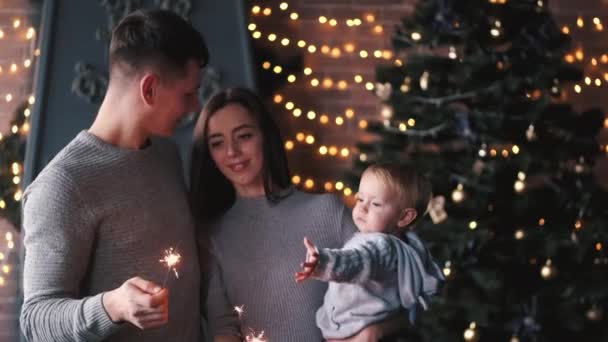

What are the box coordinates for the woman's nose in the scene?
[226,141,240,157]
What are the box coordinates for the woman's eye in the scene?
[238,133,253,140]
[209,141,223,148]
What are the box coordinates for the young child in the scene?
[295,163,444,340]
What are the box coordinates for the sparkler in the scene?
[234,305,245,318]
[245,329,267,342]
[159,247,181,288]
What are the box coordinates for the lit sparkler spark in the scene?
[159,247,181,287]
[234,305,245,318]
[245,329,267,342]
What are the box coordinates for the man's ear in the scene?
[140,73,159,106]
[397,208,417,228]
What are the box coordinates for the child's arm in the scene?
[295,234,397,284]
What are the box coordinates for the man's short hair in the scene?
[364,163,432,225]
[109,9,209,80]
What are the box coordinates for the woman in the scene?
[190,87,399,342]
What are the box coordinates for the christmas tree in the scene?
[353,0,608,340]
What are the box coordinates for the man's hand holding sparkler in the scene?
[102,276,169,330]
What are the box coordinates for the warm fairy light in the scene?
[329,146,338,156]
[514,179,525,193]
[13,19,20,29]
[359,120,368,129]
[442,261,452,277]
[585,77,591,85]
[366,14,375,22]
[407,118,416,126]
[374,25,383,34]
[0,30,3,39]
[354,75,363,83]
[5,94,13,103]
[310,78,319,87]
[329,19,337,26]
[340,148,350,157]
[374,50,382,58]
[292,175,301,184]
[539,218,546,226]
[262,7,272,16]
[452,184,465,203]
[34,48,40,56]
[469,221,478,230]
[399,123,407,132]
[335,116,344,125]
[159,247,181,280]
[320,115,329,124]
[360,50,369,58]
[11,162,20,175]
[305,179,315,189]
[382,50,393,60]
[279,2,288,10]
[324,182,333,191]
[14,190,22,202]
[515,229,525,240]
[344,188,352,196]
[604,118,608,128]
[575,49,584,61]
[577,16,584,28]
[285,101,295,111]
[284,140,294,150]
[303,67,312,75]
[562,26,570,34]
[281,38,290,46]
[575,219,583,230]
[574,84,581,93]
[319,16,327,24]
[596,78,602,86]
[307,111,316,120]
[10,63,17,73]
[319,146,328,155]
[274,94,283,103]
[287,74,296,83]
[411,32,421,41]
[0,200,5,209]
[335,181,344,190]
[295,132,305,142]
[344,43,355,53]
[308,45,317,53]
[292,108,302,117]
[365,82,374,91]
[2,265,9,274]
[502,149,509,158]
[345,109,355,118]
[24,59,31,68]
[267,33,277,42]
[321,45,330,54]
[262,61,271,70]
[596,242,603,251]
[564,54,575,63]
[248,23,256,31]
[273,65,282,74]
[12,176,20,185]
[26,27,35,39]
[251,6,261,14]
[290,12,299,20]
[338,80,347,89]
[252,31,261,39]
[512,145,520,154]
[305,135,315,144]
[540,259,555,279]
[464,322,478,341]
[297,40,306,48]
[322,78,333,88]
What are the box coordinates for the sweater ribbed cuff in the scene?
[312,248,337,282]
[81,293,123,339]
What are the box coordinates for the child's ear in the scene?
[397,208,417,228]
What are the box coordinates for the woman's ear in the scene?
[397,208,417,228]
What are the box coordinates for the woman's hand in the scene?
[295,237,319,283]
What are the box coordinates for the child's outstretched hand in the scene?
[295,237,319,283]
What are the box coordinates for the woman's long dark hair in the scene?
[189,87,291,222]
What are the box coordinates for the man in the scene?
[20,9,208,341]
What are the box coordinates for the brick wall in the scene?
[248,0,608,194]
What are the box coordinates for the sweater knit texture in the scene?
[313,232,444,339]
[20,131,200,342]
[205,189,356,342]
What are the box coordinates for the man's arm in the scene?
[20,172,122,341]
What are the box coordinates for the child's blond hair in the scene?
[363,163,432,227]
